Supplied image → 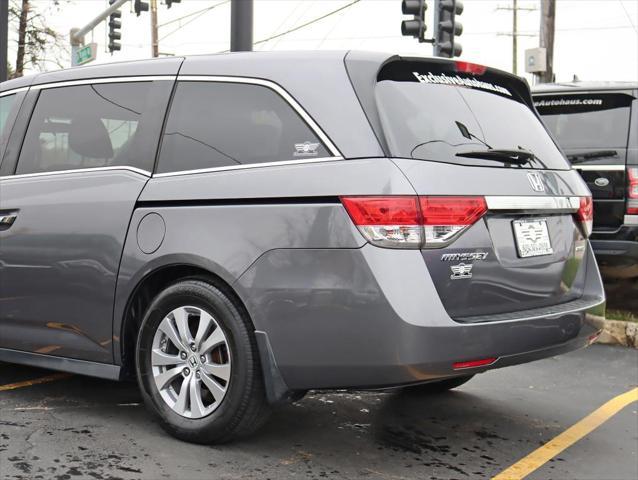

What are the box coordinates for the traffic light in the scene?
[134,0,149,16]
[400,0,427,43]
[108,0,122,53]
[434,0,463,58]
[166,0,181,8]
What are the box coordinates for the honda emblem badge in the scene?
[527,172,545,192]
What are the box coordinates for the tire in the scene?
[136,279,270,444]
[402,375,474,394]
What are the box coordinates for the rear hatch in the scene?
[345,56,592,320]
[533,91,634,230]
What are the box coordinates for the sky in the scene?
[8,0,638,84]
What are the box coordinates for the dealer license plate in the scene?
[513,218,553,258]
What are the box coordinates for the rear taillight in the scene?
[420,196,487,246]
[627,167,638,215]
[576,196,594,237]
[340,196,487,249]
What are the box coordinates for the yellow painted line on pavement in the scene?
[0,373,71,392]
[493,387,638,480]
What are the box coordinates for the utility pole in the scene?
[539,0,556,83]
[1,0,8,82]
[150,0,159,57]
[496,0,536,75]
[230,0,253,52]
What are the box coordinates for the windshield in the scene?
[534,93,633,163]
[375,76,570,170]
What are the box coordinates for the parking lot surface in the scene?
[1,344,636,480]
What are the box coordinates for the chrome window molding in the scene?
[572,164,626,171]
[0,86,30,97]
[0,166,151,181]
[176,75,343,159]
[485,196,581,212]
[30,75,175,91]
[153,156,343,178]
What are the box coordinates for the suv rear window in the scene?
[1,94,16,139]
[534,93,633,163]
[373,61,570,170]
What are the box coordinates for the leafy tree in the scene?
[9,0,67,78]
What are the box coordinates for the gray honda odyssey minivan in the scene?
[0,51,605,443]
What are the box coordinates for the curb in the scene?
[592,317,638,349]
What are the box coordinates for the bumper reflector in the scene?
[453,357,497,370]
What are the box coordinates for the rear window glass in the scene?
[374,61,570,170]
[534,93,633,164]
[157,81,329,174]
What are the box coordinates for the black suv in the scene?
[533,82,638,280]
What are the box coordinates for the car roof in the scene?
[532,80,638,94]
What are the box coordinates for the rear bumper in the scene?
[237,242,605,392]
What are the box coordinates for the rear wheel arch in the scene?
[118,263,253,379]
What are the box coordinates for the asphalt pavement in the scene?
[1,344,636,480]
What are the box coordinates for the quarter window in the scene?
[1,94,16,141]
[157,81,329,174]
[16,82,159,175]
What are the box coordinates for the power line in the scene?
[159,0,229,42]
[253,0,362,48]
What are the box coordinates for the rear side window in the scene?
[534,93,633,163]
[16,82,163,175]
[371,60,570,170]
[157,81,329,174]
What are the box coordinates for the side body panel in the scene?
[113,158,413,361]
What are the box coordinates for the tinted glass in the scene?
[157,81,329,173]
[374,63,570,170]
[1,94,16,140]
[534,93,633,163]
[17,82,156,175]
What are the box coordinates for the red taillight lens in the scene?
[340,196,487,249]
[576,196,593,237]
[420,196,487,226]
[627,167,638,215]
[340,196,420,225]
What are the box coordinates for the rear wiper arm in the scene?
[566,150,618,162]
[455,148,535,165]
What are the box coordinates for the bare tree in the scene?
[9,0,67,78]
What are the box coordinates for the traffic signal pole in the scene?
[230,0,253,52]
[1,0,8,82]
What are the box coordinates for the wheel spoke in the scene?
[194,311,214,350]
[201,372,226,403]
[151,349,183,367]
[154,366,183,390]
[158,316,185,351]
[202,362,231,383]
[199,327,226,354]
[172,307,193,348]
[174,376,189,416]
[189,376,206,418]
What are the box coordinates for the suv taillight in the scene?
[627,167,638,215]
[576,196,594,237]
[340,196,487,249]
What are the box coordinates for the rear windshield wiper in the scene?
[455,148,535,165]
[567,150,618,162]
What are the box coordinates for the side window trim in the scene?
[0,89,37,177]
[159,75,343,172]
